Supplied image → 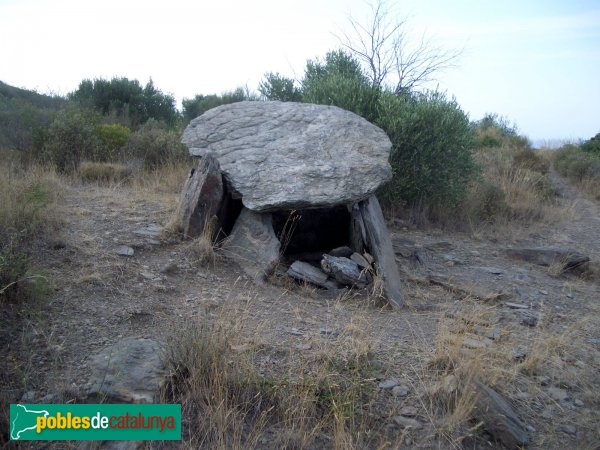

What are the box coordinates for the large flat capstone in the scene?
[181,101,392,212]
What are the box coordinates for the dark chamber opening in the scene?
[272,205,351,257]
[215,178,243,240]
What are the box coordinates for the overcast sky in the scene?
[1,0,598,143]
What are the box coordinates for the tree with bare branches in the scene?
[337,0,461,93]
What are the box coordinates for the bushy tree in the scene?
[93,124,131,161]
[0,81,66,151]
[40,108,100,172]
[182,87,255,124]
[473,113,530,149]
[69,77,178,127]
[124,119,188,169]
[265,49,477,210]
[376,91,477,208]
[301,50,380,121]
[258,72,302,102]
[581,133,600,155]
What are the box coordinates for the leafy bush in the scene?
[70,77,179,128]
[301,50,380,121]
[513,148,549,174]
[581,133,600,155]
[473,113,530,150]
[376,91,477,209]
[554,145,600,181]
[0,81,66,151]
[467,180,509,222]
[258,72,302,102]
[40,108,100,172]
[124,119,189,169]
[93,124,131,161]
[182,87,256,125]
[474,113,518,137]
[477,133,502,149]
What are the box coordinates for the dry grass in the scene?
[130,161,191,195]
[161,291,397,449]
[78,161,130,184]
[414,301,519,445]
[468,144,558,226]
[184,234,216,267]
[0,151,64,238]
[408,294,600,448]
[0,151,65,445]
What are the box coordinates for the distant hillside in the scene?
[0,80,67,150]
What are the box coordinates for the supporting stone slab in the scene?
[358,195,404,308]
[178,153,223,239]
[222,208,281,283]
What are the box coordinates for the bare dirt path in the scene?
[21,171,600,448]
[547,169,600,260]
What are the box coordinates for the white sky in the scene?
[1,0,599,143]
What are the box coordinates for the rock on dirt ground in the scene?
[2,171,600,449]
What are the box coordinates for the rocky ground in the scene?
[5,170,600,449]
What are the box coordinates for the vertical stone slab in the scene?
[358,195,404,308]
[178,153,223,238]
[349,203,367,254]
[222,208,281,283]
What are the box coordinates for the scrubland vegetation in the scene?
[553,135,600,200]
[0,47,566,306]
[1,39,599,449]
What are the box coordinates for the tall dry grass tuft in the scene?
[416,300,520,444]
[464,142,559,232]
[0,152,64,238]
[0,152,64,303]
[130,161,191,195]
[0,150,65,445]
[162,294,393,449]
[78,161,130,184]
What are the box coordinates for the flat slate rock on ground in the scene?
[87,337,167,403]
[505,246,589,272]
[287,260,337,290]
[181,101,392,211]
[470,381,530,449]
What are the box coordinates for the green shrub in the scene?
[40,108,99,172]
[124,119,188,169]
[467,180,509,222]
[0,81,66,151]
[477,133,502,148]
[301,50,380,121]
[473,113,530,150]
[581,133,600,155]
[376,91,477,209]
[258,72,302,102]
[182,87,255,125]
[93,124,131,161]
[513,148,549,174]
[554,145,599,181]
[70,77,179,128]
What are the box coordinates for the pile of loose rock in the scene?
[288,246,373,290]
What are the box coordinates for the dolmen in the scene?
[178,101,404,308]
